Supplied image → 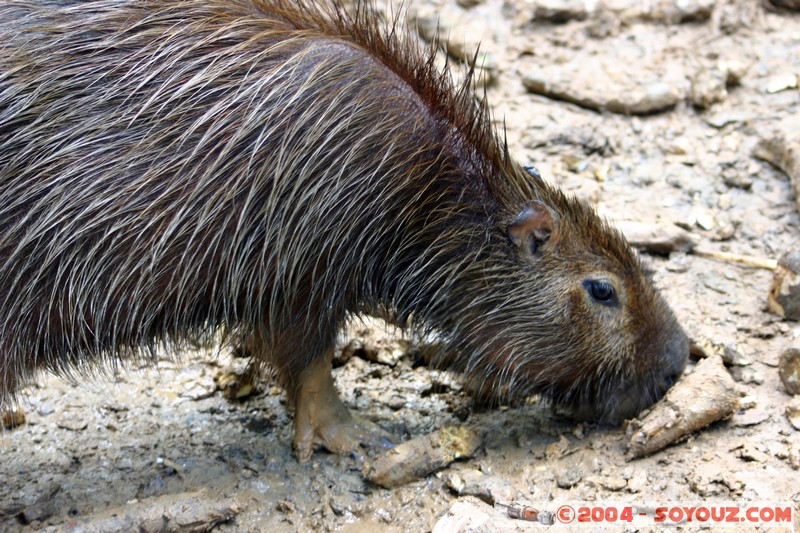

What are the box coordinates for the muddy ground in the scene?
[2,0,800,531]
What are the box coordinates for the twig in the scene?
[693,248,777,270]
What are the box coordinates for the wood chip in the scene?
[363,426,482,488]
[39,491,240,533]
[627,356,740,458]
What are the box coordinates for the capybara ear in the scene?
[507,200,560,256]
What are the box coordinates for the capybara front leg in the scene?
[292,351,395,462]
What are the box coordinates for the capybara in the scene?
[0,0,689,461]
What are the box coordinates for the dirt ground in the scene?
[2,0,800,531]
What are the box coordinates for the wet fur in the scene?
[0,0,687,419]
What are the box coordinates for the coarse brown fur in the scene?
[0,0,687,426]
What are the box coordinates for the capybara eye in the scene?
[584,279,616,304]
[591,280,614,301]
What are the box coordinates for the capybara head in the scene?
[424,164,689,421]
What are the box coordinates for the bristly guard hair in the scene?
[0,0,687,419]
[0,0,513,395]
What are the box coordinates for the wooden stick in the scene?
[693,248,777,271]
[628,356,739,458]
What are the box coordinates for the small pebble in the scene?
[688,470,743,497]
[431,498,493,533]
[786,397,800,430]
[717,58,749,85]
[765,73,798,94]
[732,442,769,463]
[693,211,715,231]
[769,0,800,7]
[689,67,727,108]
[753,131,800,212]
[769,249,800,321]
[739,395,757,410]
[555,467,582,489]
[730,367,763,385]
[36,402,56,416]
[732,409,771,427]
[721,168,753,189]
[779,345,800,395]
[600,477,627,491]
[627,470,648,493]
[706,111,747,129]
[722,343,751,366]
[444,468,518,504]
[787,443,800,470]
[533,0,589,22]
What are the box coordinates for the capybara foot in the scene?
[293,354,394,462]
[294,404,395,462]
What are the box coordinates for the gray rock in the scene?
[616,220,697,255]
[779,344,800,395]
[523,72,682,115]
[555,467,582,489]
[690,67,728,109]
[647,0,716,23]
[769,249,800,321]
[445,468,519,504]
[768,0,800,8]
[533,0,590,22]
[754,128,800,212]
[706,111,748,129]
[786,397,800,430]
[414,3,502,87]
